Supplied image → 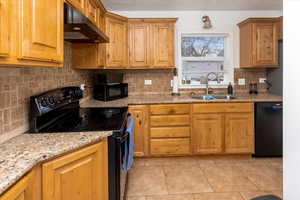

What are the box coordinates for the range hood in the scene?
[64,3,109,43]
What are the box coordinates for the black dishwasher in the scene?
[254,102,283,157]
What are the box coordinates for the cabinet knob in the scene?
[139,120,142,125]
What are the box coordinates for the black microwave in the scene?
[93,83,128,101]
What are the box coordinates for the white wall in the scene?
[284,0,300,199]
[113,10,282,86]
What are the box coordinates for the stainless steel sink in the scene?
[190,94,236,100]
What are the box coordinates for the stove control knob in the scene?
[48,96,55,105]
[40,99,48,107]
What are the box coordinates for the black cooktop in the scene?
[29,87,129,134]
[38,107,128,133]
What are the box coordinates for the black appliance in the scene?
[29,87,130,200]
[94,73,128,101]
[266,40,283,96]
[254,102,283,157]
[64,3,109,43]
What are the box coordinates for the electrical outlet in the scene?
[259,78,267,83]
[144,80,152,85]
[238,78,246,85]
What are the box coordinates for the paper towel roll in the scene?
[172,76,179,94]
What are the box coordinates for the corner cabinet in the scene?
[0,0,64,67]
[238,18,278,68]
[104,13,128,69]
[129,105,149,157]
[43,140,108,200]
[0,167,41,200]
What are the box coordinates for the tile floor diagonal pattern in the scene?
[127,157,282,200]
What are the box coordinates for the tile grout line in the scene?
[198,161,215,194]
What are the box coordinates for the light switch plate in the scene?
[144,80,152,85]
[259,78,267,83]
[238,78,246,85]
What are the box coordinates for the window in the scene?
[178,34,229,88]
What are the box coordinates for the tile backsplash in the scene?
[124,70,173,95]
[122,68,268,95]
[0,43,93,142]
[0,43,269,142]
[234,68,268,93]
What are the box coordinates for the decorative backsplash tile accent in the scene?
[0,43,93,141]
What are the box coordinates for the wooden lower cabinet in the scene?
[0,167,41,200]
[150,138,190,155]
[224,113,254,154]
[191,114,223,154]
[42,140,108,200]
[129,105,149,157]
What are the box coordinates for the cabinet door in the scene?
[18,0,63,64]
[253,23,278,66]
[129,105,149,157]
[129,23,150,68]
[86,0,99,26]
[191,114,223,154]
[65,0,85,14]
[150,23,175,68]
[105,16,128,68]
[0,169,38,200]
[43,141,108,200]
[0,0,9,58]
[224,113,254,154]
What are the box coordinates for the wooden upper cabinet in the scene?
[86,0,100,26]
[238,18,278,68]
[277,16,283,40]
[105,13,128,68]
[66,0,85,13]
[129,23,151,68]
[128,18,177,69]
[129,105,149,157]
[18,0,63,64]
[0,168,40,200]
[253,23,278,66]
[42,140,108,200]
[0,0,10,58]
[150,23,175,68]
[191,114,223,154]
[224,113,254,154]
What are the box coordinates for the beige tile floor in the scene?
[126,157,283,200]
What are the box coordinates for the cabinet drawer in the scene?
[150,138,190,155]
[150,115,190,127]
[193,103,253,113]
[150,104,190,115]
[150,127,190,138]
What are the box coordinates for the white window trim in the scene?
[177,32,230,89]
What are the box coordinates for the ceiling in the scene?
[102,0,282,11]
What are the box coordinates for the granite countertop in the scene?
[0,131,112,195]
[80,93,283,108]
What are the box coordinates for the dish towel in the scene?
[123,115,135,172]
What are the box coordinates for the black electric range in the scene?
[29,87,130,200]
